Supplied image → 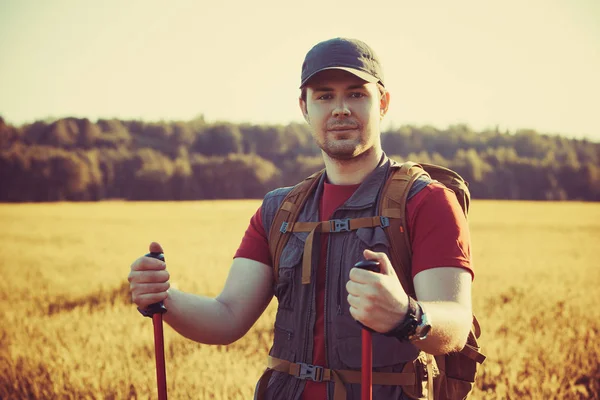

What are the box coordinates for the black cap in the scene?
[300,37,385,88]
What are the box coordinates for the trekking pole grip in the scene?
[137,252,168,317]
[353,260,380,332]
[354,260,380,273]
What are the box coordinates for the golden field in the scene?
[0,200,599,399]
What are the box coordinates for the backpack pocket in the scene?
[274,234,304,311]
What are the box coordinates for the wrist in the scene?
[384,296,419,341]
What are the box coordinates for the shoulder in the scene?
[407,181,466,227]
[262,186,294,210]
[260,186,295,236]
[409,181,460,209]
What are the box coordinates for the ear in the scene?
[299,96,310,122]
[380,90,390,119]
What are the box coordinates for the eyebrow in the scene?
[312,84,368,93]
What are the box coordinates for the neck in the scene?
[323,147,383,185]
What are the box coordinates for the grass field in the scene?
[0,200,599,399]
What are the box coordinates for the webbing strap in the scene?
[280,201,296,213]
[426,354,434,400]
[285,216,385,234]
[262,356,416,400]
[461,344,486,364]
[281,216,392,285]
[270,169,324,285]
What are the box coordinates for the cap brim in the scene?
[300,66,379,88]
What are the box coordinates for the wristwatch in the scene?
[408,301,431,342]
[384,297,431,342]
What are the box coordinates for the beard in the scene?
[314,119,364,160]
[316,130,373,161]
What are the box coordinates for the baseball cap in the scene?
[300,37,385,88]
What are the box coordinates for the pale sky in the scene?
[1,0,599,140]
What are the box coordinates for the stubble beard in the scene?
[317,131,371,162]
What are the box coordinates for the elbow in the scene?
[450,313,472,353]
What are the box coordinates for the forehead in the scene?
[305,69,370,89]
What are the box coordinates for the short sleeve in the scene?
[233,206,272,266]
[407,183,473,280]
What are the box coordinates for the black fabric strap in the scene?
[383,296,419,341]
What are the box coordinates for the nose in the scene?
[332,100,351,117]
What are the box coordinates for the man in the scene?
[128,37,474,399]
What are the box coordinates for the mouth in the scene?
[328,126,358,132]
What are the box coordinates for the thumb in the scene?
[149,241,164,254]
[363,249,396,277]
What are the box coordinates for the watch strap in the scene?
[383,296,420,341]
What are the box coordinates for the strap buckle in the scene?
[280,221,289,233]
[330,218,350,232]
[380,216,390,228]
[297,363,324,382]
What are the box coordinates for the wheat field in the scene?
[0,200,598,399]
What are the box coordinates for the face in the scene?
[299,69,389,161]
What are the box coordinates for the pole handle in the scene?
[137,252,168,317]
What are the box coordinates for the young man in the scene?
[128,38,474,400]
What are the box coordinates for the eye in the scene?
[350,92,365,98]
[317,93,333,100]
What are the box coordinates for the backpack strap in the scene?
[379,162,430,297]
[269,169,324,284]
[283,216,391,284]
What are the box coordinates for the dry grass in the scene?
[0,200,598,399]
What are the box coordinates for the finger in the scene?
[130,281,170,295]
[349,266,376,284]
[133,292,169,309]
[149,242,164,254]
[363,249,396,277]
[346,279,360,296]
[347,293,359,308]
[130,256,166,272]
[346,278,375,298]
[128,269,170,284]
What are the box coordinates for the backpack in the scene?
[267,160,485,400]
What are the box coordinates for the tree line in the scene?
[0,115,598,202]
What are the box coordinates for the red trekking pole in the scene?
[354,260,381,400]
[138,252,168,400]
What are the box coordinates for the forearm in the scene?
[412,300,472,355]
[162,288,240,345]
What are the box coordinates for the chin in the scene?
[323,145,365,160]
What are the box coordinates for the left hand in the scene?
[347,249,410,333]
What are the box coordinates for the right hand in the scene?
[128,242,171,310]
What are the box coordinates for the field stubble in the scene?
[0,200,598,399]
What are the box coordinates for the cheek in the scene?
[307,105,328,126]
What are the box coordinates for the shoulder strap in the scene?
[269,169,325,283]
[379,161,429,297]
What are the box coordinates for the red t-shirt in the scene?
[234,181,473,400]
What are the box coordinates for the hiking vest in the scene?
[255,157,427,400]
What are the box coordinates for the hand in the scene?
[346,249,409,333]
[128,242,170,310]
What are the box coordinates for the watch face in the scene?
[411,313,431,340]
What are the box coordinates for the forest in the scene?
[0,115,598,202]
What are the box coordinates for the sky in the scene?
[1,0,599,141]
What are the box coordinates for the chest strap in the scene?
[280,216,391,285]
[256,356,416,400]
